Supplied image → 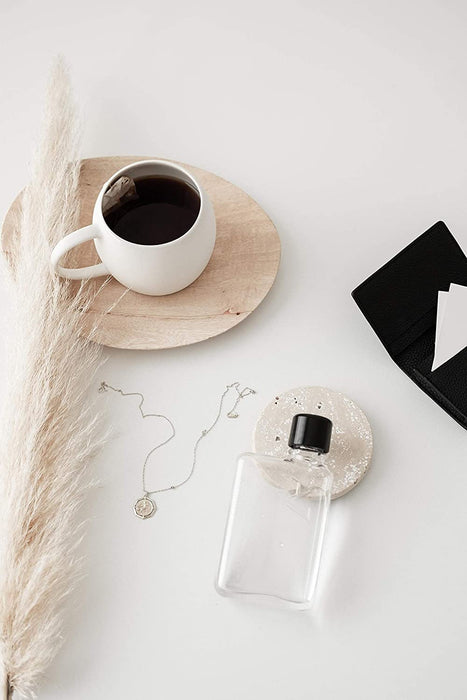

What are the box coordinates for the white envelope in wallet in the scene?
[432,283,467,371]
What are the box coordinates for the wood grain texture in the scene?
[2,156,281,350]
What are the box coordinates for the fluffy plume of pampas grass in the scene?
[0,58,104,698]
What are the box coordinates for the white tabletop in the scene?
[1,1,467,698]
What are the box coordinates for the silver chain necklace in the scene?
[98,381,256,519]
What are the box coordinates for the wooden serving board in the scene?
[1,156,281,350]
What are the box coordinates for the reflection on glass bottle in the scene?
[216,413,333,609]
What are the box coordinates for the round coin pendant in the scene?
[134,496,157,519]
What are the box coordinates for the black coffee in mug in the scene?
[104,176,201,246]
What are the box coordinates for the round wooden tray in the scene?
[2,156,281,350]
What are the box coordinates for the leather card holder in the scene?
[352,221,467,429]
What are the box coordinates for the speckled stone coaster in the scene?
[253,386,373,499]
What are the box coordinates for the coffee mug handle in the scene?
[50,225,109,280]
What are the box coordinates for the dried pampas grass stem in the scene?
[0,59,104,698]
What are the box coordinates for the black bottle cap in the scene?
[288,413,333,454]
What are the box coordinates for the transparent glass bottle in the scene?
[216,414,333,609]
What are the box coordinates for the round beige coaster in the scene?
[253,386,373,499]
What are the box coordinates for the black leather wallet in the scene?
[352,221,467,429]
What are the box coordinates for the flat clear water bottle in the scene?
[216,414,333,609]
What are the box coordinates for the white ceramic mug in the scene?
[50,160,216,295]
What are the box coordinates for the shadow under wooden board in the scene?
[1,156,281,350]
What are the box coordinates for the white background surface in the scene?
[1,1,467,698]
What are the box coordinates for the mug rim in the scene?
[94,159,206,249]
